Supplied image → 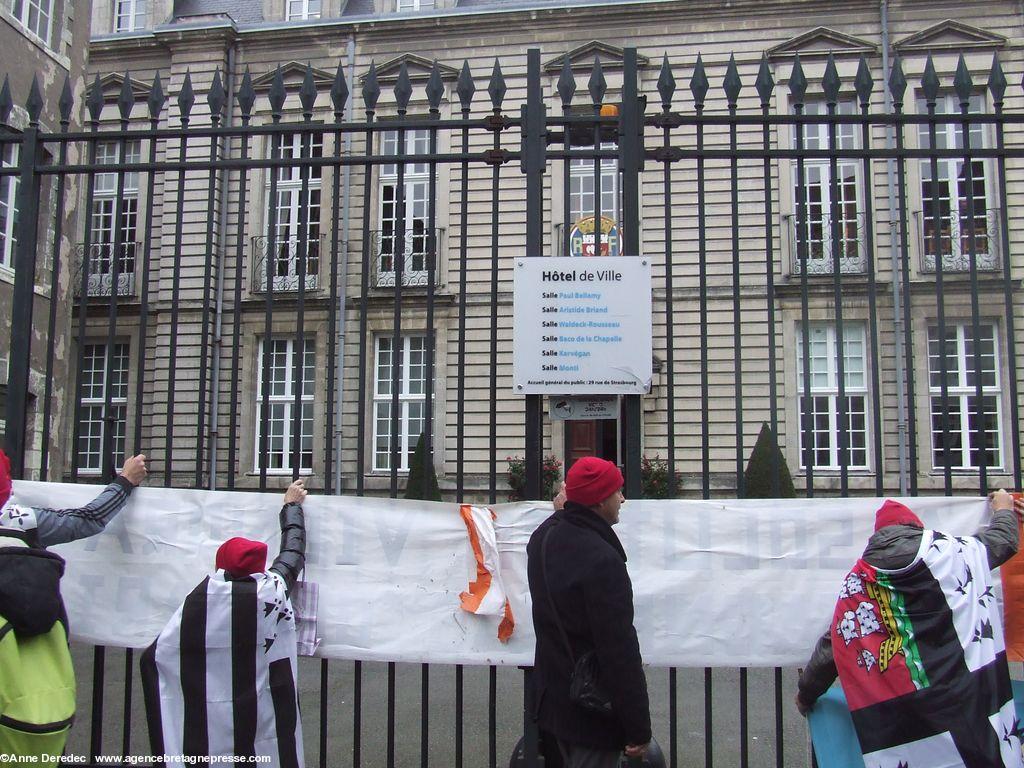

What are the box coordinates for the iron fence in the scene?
[2,43,1023,767]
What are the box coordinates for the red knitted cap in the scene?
[0,450,11,509]
[215,537,268,577]
[874,499,924,532]
[564,456,624,507]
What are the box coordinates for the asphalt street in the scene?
[65,646,812,767]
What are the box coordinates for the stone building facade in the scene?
[72,0,1024,498]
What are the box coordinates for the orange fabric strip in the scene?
[458,504,492,613]
[1001,494,1024,661]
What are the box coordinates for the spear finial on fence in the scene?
[300,64,317,119]
[487,59,505,110]
[588,54,606,105]
[0,76,11,125]
[888,56,907,109]
[394,62,412,113]
[426,61,444,112]
[755,53,774,108]
[86,73,104,125]
[331,63,349,120]
[855,56,874,109]
[148,71,166,121]
[237,69,255,122]
[558,57,576,108]
[26,75,43,126]
[953,54,973,108]
[657,54,676,110]
[268,65,286,119]
[987,52,1006,108]
[822,53,841,106]
[178,70,195,124]
[690,54,709,109]
[208,68,226,125]
[456,60,475,111]
[59,73,74,127]
[118,72,134,122]
[921,56,940,107]
[788,54,807,106]
[723,54,741,107]
[362,61,380,112]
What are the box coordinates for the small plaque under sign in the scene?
[549,396,619,421]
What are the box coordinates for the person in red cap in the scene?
[526,456,651,768]
[141,479,307,766]
[796,491,1023,768]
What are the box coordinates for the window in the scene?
[12,0,52,44]
[917,93,995,272]
[791,101,864,274]
[373,335,427,472]
[286,0,321,20]
[796,324,869,470]
[928,323,1001,470]
[0,143,19,271]
[255,338,315,473]
[87,140,141,295]
[114,0,147,31]
[569,140,619,226]
[378,129,431,286]
[258,132,322,292]
[77,343,129,474]
[396,0,433,10]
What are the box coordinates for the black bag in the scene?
[540,525,613,715]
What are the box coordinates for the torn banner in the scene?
[458,505,515,642]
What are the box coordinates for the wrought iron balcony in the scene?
[916,207,1002,274]
[252,236,323,293]
[370,228,443,289]
[74,243,138,298]
[786,212,869,276]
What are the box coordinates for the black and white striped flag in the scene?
[141,571,303,766]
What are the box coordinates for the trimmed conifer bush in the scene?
[405,432,442,501]
[744,422,796,498]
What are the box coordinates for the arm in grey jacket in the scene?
[32,476,135,547]
[796,630,836,710]
[269,501,306,595]
[976,507,1019,570]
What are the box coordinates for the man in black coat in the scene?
[527,456,651,768]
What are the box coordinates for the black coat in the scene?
[526,502,651,750]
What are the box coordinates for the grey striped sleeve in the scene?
[34,476,135,547]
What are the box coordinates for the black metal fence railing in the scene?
[369,227,443,289]
[73,242,138,297]
[2,45,1022,768]
[251,235,323,293]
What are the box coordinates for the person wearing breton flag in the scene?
[141,479,307,767]
[796,491,1024,768]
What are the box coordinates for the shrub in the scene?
[744,422,796,498]
[506,455,562,501]
[640,455,682,499]
[405,432,442,501]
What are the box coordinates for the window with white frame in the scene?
[255,338,315,473]
[261,132,322,291]
[796,323,869,470]
[89,140,141,292]
[373,335,427,472]
[917,93,995,272]
[77,343,129,474]
[378,129,431,286]
[927,322,1001,470]
[0,143,19,271]
[12,0,52,44]
[396,0,433,10]
[791,100,863,274]
[114,0,147,31]
[286,0,321,20]
[569,140,619,228]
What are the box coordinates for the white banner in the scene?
[9,481,995,667]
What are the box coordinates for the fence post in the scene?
[4,79,43,479]
[619,49,643,498]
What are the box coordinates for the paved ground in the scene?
[65,645,812,767]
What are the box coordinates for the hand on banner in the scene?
[989,488,1017,516]
[553,482,567,511]
[120,454,148,486]
[624,742,649,758]
[794,692,812,716]
[284,479,307,506]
